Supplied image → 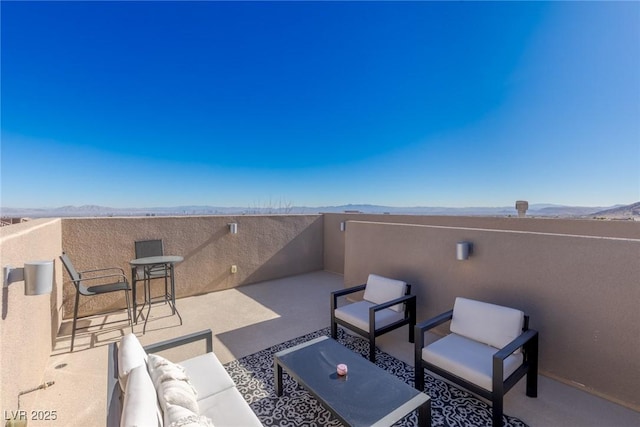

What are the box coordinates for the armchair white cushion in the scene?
[334,301,404,332]
[363,274,407,312]
[421,332,523,391]
[450,297,525,353]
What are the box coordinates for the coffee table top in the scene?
[274,336,429,427]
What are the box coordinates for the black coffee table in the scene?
[274,336,430,427]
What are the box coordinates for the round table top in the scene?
[129,255,184,266]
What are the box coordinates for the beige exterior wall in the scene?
[60,215,324,318]
[2,213,638,413]
[0,219,63,411]
[342,219,640,411]
[323,213,640,274]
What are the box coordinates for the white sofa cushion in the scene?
[422,333,523,391]
[180,352,236,400]
[164,403,214,427]
[148,354,199,416]
[450,297,524,352]
[118,333,148,391]
[363,274,407,312]
[334,300,404,332]
[198,387,263,427]
[120,365,162,427]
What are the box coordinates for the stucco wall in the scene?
[343,219,640,411]
[3,213,638,413]
[323,213,640,275]
[0,219,63,411]
[60,215,324,318]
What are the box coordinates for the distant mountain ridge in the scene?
[2,202,638,219]
[591,202,640,219]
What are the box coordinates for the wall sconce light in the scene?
[228,222,238,234]
[3,260,54,295]
[340,221,346,232]
[456,242,472,261]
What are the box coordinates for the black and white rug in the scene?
[223,328,528,427]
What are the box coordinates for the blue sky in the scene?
[2,1,639,209]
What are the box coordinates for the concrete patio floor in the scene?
[18,271,640,426]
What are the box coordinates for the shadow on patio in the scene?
[22,271,640,426]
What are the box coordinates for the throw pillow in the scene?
[148,353,199,415]
[165,403,215,427]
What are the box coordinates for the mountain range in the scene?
[2,202,639,219]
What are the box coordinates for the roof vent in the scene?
[515,200,529,218]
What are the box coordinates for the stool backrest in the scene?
[135,239,164,258]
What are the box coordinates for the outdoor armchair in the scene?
[60,252,133,352]
[414,297,538,426]
[331,273,416,362]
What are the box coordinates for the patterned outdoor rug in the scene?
[223,328,528,427]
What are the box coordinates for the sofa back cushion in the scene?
[450,297,524,351]
[120,365,162,427]
[118,333,148,391]
[363,274,407,312]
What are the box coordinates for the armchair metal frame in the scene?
[60,252,133,352]
[414,310,538,426]
[331,283,416,362]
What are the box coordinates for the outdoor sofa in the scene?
[107,329,262,427]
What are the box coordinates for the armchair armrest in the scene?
[331,283,367,298]
[370,294,416,312]
[81,266,126,275]
[416,309,454,332]
[414,309,454,350]
[370,294,417,338]
[493,328,539,361]
[492,328,539,393]
[331,284,367,310]
[143,329,213,354]
[77,272,129,283]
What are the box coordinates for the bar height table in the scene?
[130,255,183,333]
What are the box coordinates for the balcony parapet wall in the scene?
[60,215,324,319]
[336,216,640,412]
[0,218,63,411]
[2,213,638,413]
